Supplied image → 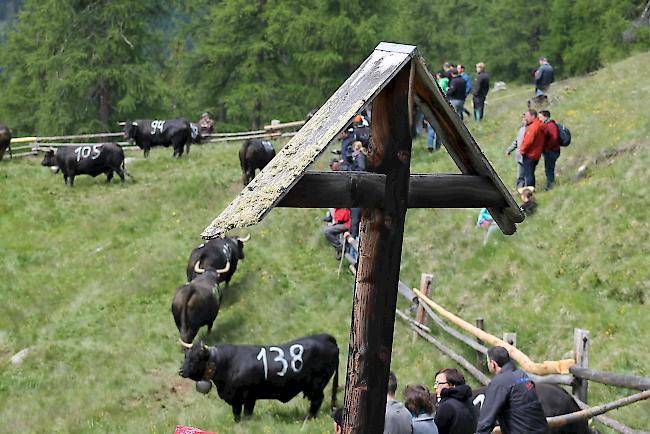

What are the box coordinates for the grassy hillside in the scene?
[1,52,649,433]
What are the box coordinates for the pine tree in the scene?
[0,0,168,134]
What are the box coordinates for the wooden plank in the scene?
[569,366,650,391]
[207,132,281,143]
[573,396,649,434]
[277,172,507,208]
[263,120,305,130]
[546,390,650,429]
[476,318,487,372]
[573,328,590,403]
[342,63,413,434]
[202,45,413,239]
[12,132,122,143]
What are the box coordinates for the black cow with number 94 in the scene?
[179,334,339,422]
[41,142,132,186]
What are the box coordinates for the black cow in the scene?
[189,123,203,144]
[187,235,249,285]
[172,264,231,346]
[473,383,595,434]
[179,334,339,422]
[124,118,192,158]
[0,124,12,161]
[239,139,275,185]
[40,143,131,186]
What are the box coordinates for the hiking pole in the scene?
[337,236,347,278]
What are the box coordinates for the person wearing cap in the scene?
[472,63,490,121]
[534,57,555,96]
[446,68,467,120]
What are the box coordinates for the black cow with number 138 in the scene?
[179,334,339,422]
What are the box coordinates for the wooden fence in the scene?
[4,119,304,159]
[341,242,650,433]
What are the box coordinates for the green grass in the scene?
[1,52,649,433]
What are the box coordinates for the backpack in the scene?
[556,122,571,147]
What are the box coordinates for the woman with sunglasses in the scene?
[433,368,477,434]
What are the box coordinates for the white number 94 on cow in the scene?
[178,334,339,422]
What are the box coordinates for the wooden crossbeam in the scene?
[278,171,508,209]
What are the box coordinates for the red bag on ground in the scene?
[174,426,216,434]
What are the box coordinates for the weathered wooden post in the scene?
[200,42,524,434]
[573,328,590,403]
[476,318,487,371]
[503,332,517,347]
[413,273,434,343]
[343,63,414,433]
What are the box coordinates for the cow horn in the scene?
[179,339,193,349]
[216,261,230,274]
[194,261,205,274]
[131,122,137,126]
[238,234,251,242]
[202,344,209,350]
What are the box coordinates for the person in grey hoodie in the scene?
[506,113,527,189]
[385,371,413,434]
[404,384,438,434]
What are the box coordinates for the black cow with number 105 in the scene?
[40,143,131,186]
[179,334,339,422]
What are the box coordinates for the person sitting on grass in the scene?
[519,186,537,215]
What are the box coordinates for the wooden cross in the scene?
[201,42,523,433]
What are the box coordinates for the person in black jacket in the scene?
[433,368,477,434]
[476,347,548,434]
[446,68,467,120]
[472,63,490,121]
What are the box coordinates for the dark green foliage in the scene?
[0,0,648,132]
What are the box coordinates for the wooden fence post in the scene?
[412,273,433,343]
[573,328,590,404]
[476,318,487,371]
[503,332,517,347]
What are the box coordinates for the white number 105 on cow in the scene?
[74,145,101,161]
[256,344,304,380]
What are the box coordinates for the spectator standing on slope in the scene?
[534,57,555,96]
[472,62,490,121]
[538,110,561,190]
[447,68,467,120]
[519,109,545,188]
[506,113,527,189]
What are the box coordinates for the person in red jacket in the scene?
[323,208,351,260]
[539,110,561,190]
[519,109,545,188]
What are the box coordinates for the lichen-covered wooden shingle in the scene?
[202,45,414,239]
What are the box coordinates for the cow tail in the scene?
[331,352,339,410]
[121,152,134,180]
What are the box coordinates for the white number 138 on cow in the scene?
[256,344,304,380]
